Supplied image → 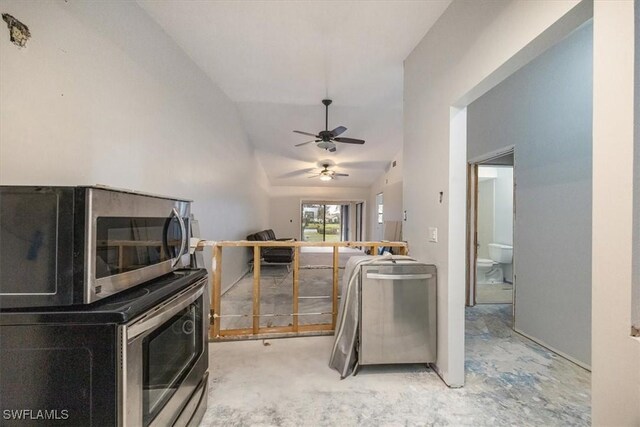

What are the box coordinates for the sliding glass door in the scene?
[301,203,344,242]
[355,202,364,241]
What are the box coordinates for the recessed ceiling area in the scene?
[138,0,451,187]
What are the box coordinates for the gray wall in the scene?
[468,22,593,366]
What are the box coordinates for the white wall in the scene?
[404,0,588,386]
[493,167,513,246]
[368,150,403,241]
[592,1,640,424]
[0,1,269,288]
[468,22,592,367]
[268,186,369,240]
[476,179,494,259]
[494,167,513,282]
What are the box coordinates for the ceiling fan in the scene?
[309,163,349,181]
[293,99,365,152]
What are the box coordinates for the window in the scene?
[376,193,384,224]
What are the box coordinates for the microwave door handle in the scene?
[172,208,187,268]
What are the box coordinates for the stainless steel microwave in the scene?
[0,186,191,308]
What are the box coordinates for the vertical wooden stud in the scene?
[252,245,261,334]
[292,246,300,332]
[332,245,339,329]
[212,245,222,339]
[118,245,124,272]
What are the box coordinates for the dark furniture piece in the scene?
[246,229,295,268]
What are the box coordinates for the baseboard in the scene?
[513,327,591,371]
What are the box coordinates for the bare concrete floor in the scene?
[476,282,513,304]
[219,248,364,330]
[201,305,590,426]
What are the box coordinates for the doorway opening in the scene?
[467,150,515,308]
[476,164,514,304]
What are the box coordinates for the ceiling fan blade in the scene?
[295,140,319,147]
[307,174,321,178]
[334,173,349,177]
[334,137,365,144]
[277,168,316,179]
[293,130,318,137]
[330,126,347,137]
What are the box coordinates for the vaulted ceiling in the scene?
[139,0,451,187]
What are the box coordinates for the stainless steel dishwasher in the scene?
[359,261,436,365]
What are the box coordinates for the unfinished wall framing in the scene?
[196,240,408,341]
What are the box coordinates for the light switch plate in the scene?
[428,227,438,243]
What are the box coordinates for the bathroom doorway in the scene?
[466,150,515,307]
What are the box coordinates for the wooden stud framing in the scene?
[252,246,261,334]
[212,240,407,248]
[118,246,124,273]
[211,245,222,339]
[200,240,408,340]
[292,246,300,332]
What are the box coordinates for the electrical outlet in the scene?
[428,227,438,243]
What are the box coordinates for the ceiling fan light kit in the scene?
[293,99,365,153]
[308,163,349,181]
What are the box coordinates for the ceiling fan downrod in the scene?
[322,99,332,132]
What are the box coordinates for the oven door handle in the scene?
[171,208,187,268]
[127,281,205,340]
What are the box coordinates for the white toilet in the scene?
[477,243,513,284]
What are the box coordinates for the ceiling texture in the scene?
[139,0,451,187]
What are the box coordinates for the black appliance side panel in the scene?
[73,187,87,305]
[0,323,117,426]
[0,187,75,308]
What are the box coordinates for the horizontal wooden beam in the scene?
[199,240,408,248]
[213,323,333,338]
[298,323,333,332]
[218,327,253,337]
[211,330,334,342]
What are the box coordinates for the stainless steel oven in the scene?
[0,269,209,427]
[0,186,191,308]
[121,274,208,426]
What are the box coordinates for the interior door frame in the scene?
[466,163,479,306]
[466,146,515,314]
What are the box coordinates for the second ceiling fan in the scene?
[293,99,365,152]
